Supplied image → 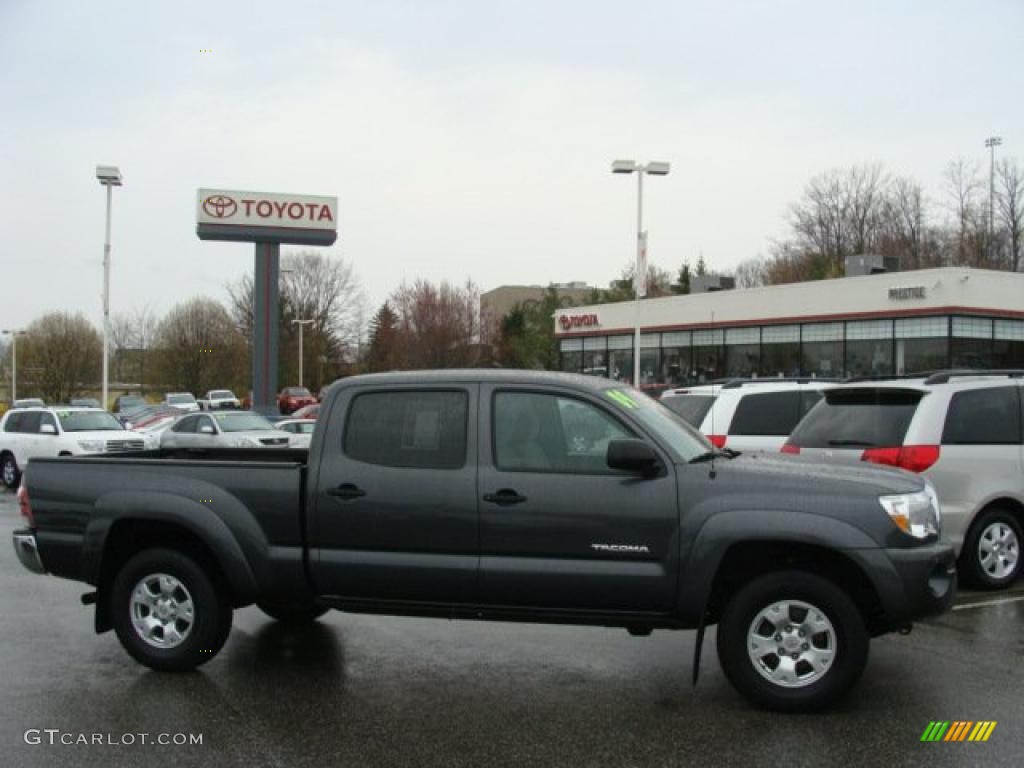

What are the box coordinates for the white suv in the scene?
[783,371,1024,589]
[0,407,144,489]
[659,378,836,452]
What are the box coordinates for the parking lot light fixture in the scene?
[292,319,315,389]
[610,159,671,386]
[2,329,26,403]
[96,165,123,411]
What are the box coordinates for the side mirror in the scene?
[606,439,662,476]
[199,424,215,435]
[40,423,58,435]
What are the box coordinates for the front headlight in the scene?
[879,483,941,539]
[77,440,105,452]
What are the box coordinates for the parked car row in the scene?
[661,370,1024,590]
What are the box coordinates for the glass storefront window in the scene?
[582,336,607,377]
[801,323,843,377]
[951,316,993,368]
[846,320,893,378]
[760,324,800,377]
[692,329,724,382]
[559,338,583,373]
[724,328,759,377]
[895,317,948,374]
[607,335,634,383]
[660,331,691,386]
[993,320,1024,368]
[639,334,661,386]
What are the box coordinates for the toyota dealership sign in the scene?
[196,188,338,245]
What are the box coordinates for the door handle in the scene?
[327,483,366,500]
[483,489,528,506]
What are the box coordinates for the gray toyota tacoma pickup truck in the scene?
[11,370,956,711]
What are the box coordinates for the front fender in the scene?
[84,489,264,604]
[676,509,880,625]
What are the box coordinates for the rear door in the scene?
[15,411,43,465]
[309,384,479,604]
[477,385,679,613]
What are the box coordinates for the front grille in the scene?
[259,437,289,446]
[106,439,145,452]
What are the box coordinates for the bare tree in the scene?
[997,158,1024,272]
[944,158,986,266]
[109,313,135,382]
[734,257,767,288]
[19,313,102,403]
[152,298,247,395]
[390,279,481,369]
[133,306,158,393]
[879,177,927,270]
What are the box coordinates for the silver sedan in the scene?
[160,411,291,448]
[273,418,316,449]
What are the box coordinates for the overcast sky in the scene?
[2,0,1021,333]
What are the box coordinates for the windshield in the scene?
[286,388,311,396]
[604,388,710,462]
[167,394,196,404]
[58,410,125,432]
[660,393,718,427]
[210,390,235,399]
[211,412,274,432]
[296,422,315,434]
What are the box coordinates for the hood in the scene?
[65,429,137,441]
[717,452,924,497]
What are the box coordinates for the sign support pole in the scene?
[252,242,280,413]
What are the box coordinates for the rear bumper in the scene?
[12,529,46,575]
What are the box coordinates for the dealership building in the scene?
[553,267,1024,387]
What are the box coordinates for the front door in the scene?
[477,385,679,613]
[309,384,479,604]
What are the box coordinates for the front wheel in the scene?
[111,548,232,671]
[258,601,329,624]
[716,570,869,712]
[961,508,1022,589]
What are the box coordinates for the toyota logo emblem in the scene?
[203,194,238,219]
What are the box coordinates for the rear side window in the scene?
[344,390,468,469]
[729,391,801,436]
[788,388,923,448]
[3,413,21,432]
[942,387,1022,445]
[17,412,42,434]
[661,394,717,427]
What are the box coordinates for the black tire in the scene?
[111,548,232,672]
[961,507,1023,590]
[716,570,869,712]
[1,452,20,490]
[258,601,329,624]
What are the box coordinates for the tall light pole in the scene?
[96,165,122,410]
[293,319,314,388]
[985,136,1002,262]
[2,329,26,403]
[611,159,670,387]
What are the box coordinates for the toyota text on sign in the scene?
[196,189,337,231]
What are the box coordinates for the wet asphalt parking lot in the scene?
[2,490,1023,768]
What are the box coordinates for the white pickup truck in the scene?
[197,389,241,411]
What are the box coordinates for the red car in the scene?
[277,387,316,415]
[292,402,320,420]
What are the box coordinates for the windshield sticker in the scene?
[606,390,638,410]
[56,411,70,418]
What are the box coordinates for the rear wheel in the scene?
[716,570,869,712]
[258,601,328,624]
[961,508,1022,589]
[111,548,232,671]
[1,452,20,489]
